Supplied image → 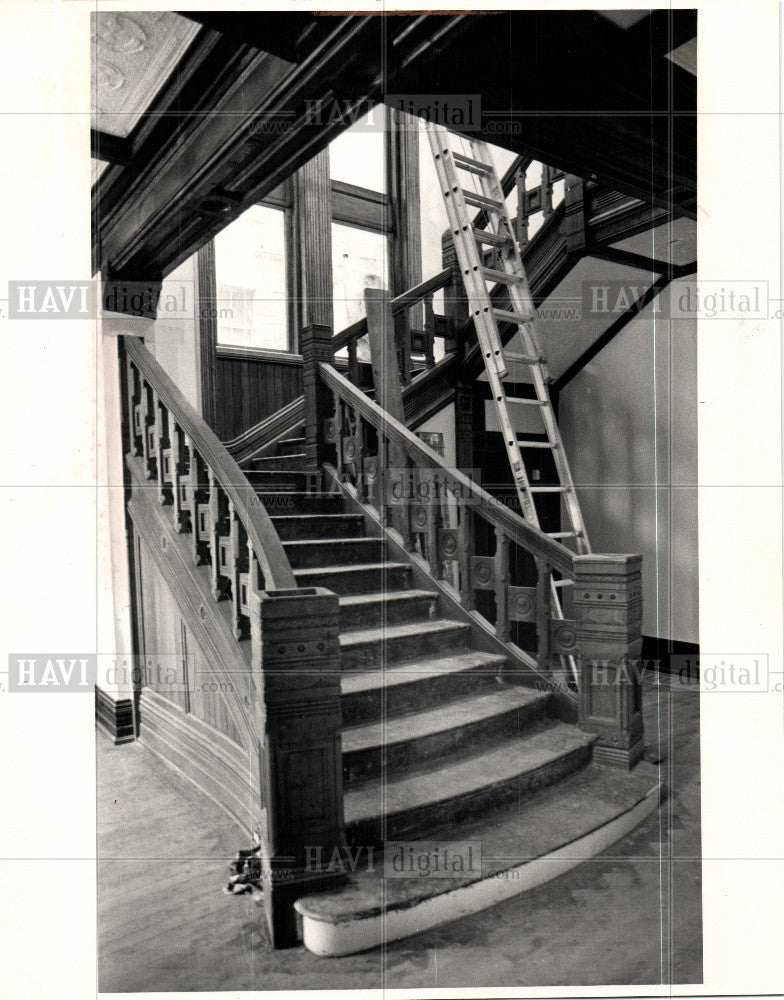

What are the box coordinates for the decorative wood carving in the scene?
[574,554,644,769]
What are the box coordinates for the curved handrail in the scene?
[320,362,575,577]
[126,337,296,590]
[223,395,304,452]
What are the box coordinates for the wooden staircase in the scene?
[237,434,660,956]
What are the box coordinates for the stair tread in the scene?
[283,536,379,548]
[296,761,660,923]
[344,722,596,824]
[271,514,360,522]
[294,561,409,577]
[339,589,436,608]
[342,685,548,754]
[341,650,507,696]
[340,618,467,649]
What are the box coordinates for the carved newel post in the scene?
[574,554,644,769]
[251,587,346,947]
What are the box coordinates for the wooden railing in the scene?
[125,338,297,641]
[332,267,455,386]
[224,395,305,463]
[321,361,645,765]
[122,336,347,946]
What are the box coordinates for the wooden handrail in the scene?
[320,362,575,576]
[332,267,453,352]
[223,395,304,451]
[126,337,296,590]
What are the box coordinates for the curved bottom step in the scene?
[295,762,661,956]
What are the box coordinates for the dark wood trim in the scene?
[95,687,135,744]
[641,636,700,676]
[216,346,303,365]
[331,180,391,234]
[91,129,133,166]
[552,260,697,392]
[196,242,218,429]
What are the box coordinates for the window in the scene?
[332,223,389,333]
[214,204,288,351]
[329,119,386,193]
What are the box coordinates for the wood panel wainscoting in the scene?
[213,348,304,442]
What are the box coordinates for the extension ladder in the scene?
[426,124,591,677]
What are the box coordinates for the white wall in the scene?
[559,278,698,644]
[144,253,202,412]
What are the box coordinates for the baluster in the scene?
[348,338,359,387]
[333,394,344,480]
[516,164,529,248]
[423,293,436,369]
[170,419,186,532]
[227,500,248,640]
[494,527,510,643]
[207,470,228,601]
[457,501,475,610]
[125,359,142,457]
[139,382,153,477]
[541,164,554,219]
[155,400,172,506]
[535,558,553,673]
[188,445,209,565]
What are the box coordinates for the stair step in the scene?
[248,454,309,472]
[340,650,508,725]
[293,561,411,595]
[342,686,550,785]
[283,537,384,569]
[295,762,661,956]
[271,513,364,541]
[344,722,596,845]
[338,589,437,630]
[276,436,306,456]
[256,492,344,515]
[340,619,469,672]
[244,469,314,491]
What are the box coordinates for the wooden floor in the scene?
[98,674,702,992]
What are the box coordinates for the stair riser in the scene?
[346,742,593,847]
[284,539,386,569]
[277,437,306,456]
[245,472,316,491]
[341,665,505,726]
[339,594,436,631]
[343,698,549,786]
[341,626,469,672]
[256,494,344,515]
[295,565,411,595]
[249,456,309,472]
[271,516,365,541]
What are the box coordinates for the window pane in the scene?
[332,223,389,334]
[329,119,386,193]
[214,205,288,351]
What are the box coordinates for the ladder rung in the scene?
[494,307,532,325]
[463,190,505,211]
[453,151,494,175]
[518,440,555,449]
[482,267,523,286]
[473,228,511,248]
[503,352,542,366]
[505,396,544,405]
[530,486,567,493]
[553,578,575,587]
[548,531,579,539]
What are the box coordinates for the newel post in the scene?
[573,554,645,769]
[250,587,346,947]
